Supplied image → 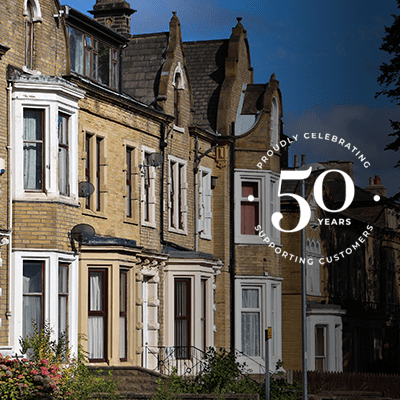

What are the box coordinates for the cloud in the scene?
[285,104,400,197]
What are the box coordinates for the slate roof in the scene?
[183,39,229,132]
[122,32,169,106]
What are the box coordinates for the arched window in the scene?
[26,1,34,69]
[24,0,42,70]
[173,62,185,128]
[270,97,279,146]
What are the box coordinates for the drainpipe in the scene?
[6,83,13,333]
[230,122,235,352]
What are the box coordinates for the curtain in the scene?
[23,261,43,338]
[88,316,104,359]
[58,115,69,195]
[119,316,126,359]
[242,289,260,357]
[69,27,84,74]
[23,109,43,190]
[88,272,104,359]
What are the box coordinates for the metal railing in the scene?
[147,345,207,377]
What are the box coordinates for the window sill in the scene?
[142,221,156,228]
[14,195,80,207]
[123,217,138,225]
[168,227,188,236]
[200,233,212,241]
[173,125,185,133]
[82,209,108,220]
[236,234,281,246]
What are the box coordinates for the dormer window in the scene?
[68,26,119,89]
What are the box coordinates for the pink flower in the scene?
[40,366,49,376]
[31,369,38,375]
[40,359,49,366]
[22,358,28,362]
[18,374,23,378]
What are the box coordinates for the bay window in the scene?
[58,264,69,337]
[142,147,156,227]
[174,278,191,358]
[235,276,282,371]
[119,270,127,361]
[12,76,84,202]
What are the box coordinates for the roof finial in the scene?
[172,11,177,17]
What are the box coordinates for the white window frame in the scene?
[163,260,220,354]
[306,238,322,296]
[270,97,279,146]
[235,276,282,372]
[198,166,212,240]
[11,251,79,356]
[168,156,188,234]
[12,79,84,203]
[307,308,345,372]
[235,170,280,244]
[172,62,185,133]
[141,146,156,227]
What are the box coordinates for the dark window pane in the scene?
[98,42,110,86]
[23,262,42,293]
[69,27,84,74]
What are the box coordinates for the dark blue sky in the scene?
[67,0,400,196]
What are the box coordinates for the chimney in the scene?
[89,0,136,37]
[319,160,354,181]
[294,155,299,168]
[365,175,387,198]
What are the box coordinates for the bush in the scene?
[153,348,302,400]
[19,321,117,399]
[0,355,61,399]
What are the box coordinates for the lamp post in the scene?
[301,176,307,400]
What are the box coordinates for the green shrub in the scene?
[19,321,118,399]
[153,348,302,400]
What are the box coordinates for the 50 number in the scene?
[271,167,355,233]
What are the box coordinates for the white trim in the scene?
[270,97,279,146]
[235,169,280,244]
[23,0,43,22]
[10,251,79,356]
[306,238,322,296]
[168,156,188,235]
[235,276,282,372]
[164,261,218,352]
[198,166,212,240]
[11,79,84,203]
[141,146,156,228]
[172,62,185,90]
[307,308,345,372]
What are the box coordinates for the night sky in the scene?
[66,0,400,197]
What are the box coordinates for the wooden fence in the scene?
[289,370,400,398]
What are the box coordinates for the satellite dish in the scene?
[147,153,163,167]
[78,181,95,198]
[71,224,95,244]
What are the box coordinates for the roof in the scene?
[122,32,169,106]
[183,39,229,132]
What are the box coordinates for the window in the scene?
[23,261,44,338]
[58,114,69,196]
[174,278,191,358]
[235,277,282,371]
[172,63,185,129]
[68,26,119,89]
[13,252,78,357]
[270,97,279,146]
[58,264,69,337]
[126,147,133,218]
[315,325,327,371]
[241,288,261,357]
[235,170,279,244]
[142,147,156,227]
[198,167,212,240]
[84,134,107,214]
[88,269,108,362]
[306,239,322,295]
[168,157,187,233]
[12,76,84,201]
[25,1,34,70]
[119,270,127,361]
[200,279,207,352]
[23,109,44,191]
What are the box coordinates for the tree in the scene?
[376,0,400,199]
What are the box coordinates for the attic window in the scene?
[68,26,119,90]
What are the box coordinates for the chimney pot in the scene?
[374,175,382,185]
[294,155,299,168]
[301,155,306,166]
